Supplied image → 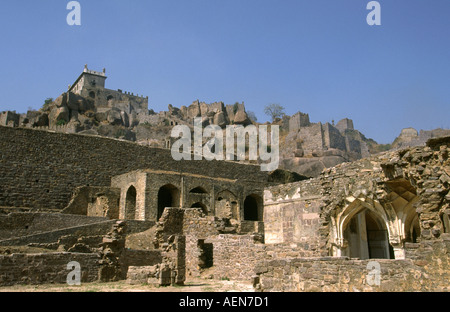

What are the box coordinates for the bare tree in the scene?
[264,103,285,122]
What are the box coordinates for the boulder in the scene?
[49,106,69,125]
[214,111,227,128]
[107,108,123,126]
[53,93,67,108]
[233,111,251,126]
[187,101,201,119]
[95,111,108,123]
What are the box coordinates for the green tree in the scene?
[41,98,54,111]
[264,103,285,122]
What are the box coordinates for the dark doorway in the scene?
[244,194,262,221]
[198,239,213,269]
[125,186,137,220]
[157,184,180,220]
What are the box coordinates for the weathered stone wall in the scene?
[263,179,326,254]
[111,169,264,222]
[323,123,346,151]
[266,136,449,260]
[255,236,450,292]
[0,213,107,240]
[289,112,311,131]
[335,118,354,133]
[182,209,221,278]
[0,216,153,247]
[207,234,266,281]
[0,252,100,286]
[298,123,324,153]
[156,208,266,281]
[62,186,121,219]
[0,126,268,211]
[0,111,20,127]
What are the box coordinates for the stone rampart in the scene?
[0,126,268,210]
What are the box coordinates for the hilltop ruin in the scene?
[0,67,449,291]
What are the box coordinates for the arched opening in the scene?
[89,91,96,99]
[244,194,263,221]
[190,187,207,194]
[157,184,180,220]
[344,209,392,259]
[191,202,208,215]
[407,214,421,243]
[125,186,137,220]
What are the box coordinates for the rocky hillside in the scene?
[2,90,448,178]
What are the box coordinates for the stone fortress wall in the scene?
[0,125,268,212]
[0,65,449,291]
[0,123,449,291]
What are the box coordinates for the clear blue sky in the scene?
[0,0,449,143]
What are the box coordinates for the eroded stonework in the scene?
[0,123,448,291]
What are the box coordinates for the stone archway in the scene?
[343,208,392,259]
[125,186,137,220]
[330,196,396,259]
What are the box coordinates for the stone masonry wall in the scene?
[0,126,268,210]
[0,213,107,240]
[263,178,327,255]
[0,252,100,286]
[255,236,450,292]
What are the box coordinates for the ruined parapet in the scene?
[62,186,121,219]
[335,118,354,133]
[289,112,310,132]
[0,111,20,127]
[322,122,346,151]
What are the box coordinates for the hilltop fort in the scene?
[2,66,449,178]
[0,66,449,291]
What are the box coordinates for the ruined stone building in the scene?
[69,65,149,115]
[0,67,448,291]
[0,123,448,291]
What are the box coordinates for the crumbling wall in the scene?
[323,123,347,151]
[263,179,327,255]
[255,236,450,292]
[62,186,120,219]
[289,112,310,132]
[0,252,100,287]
